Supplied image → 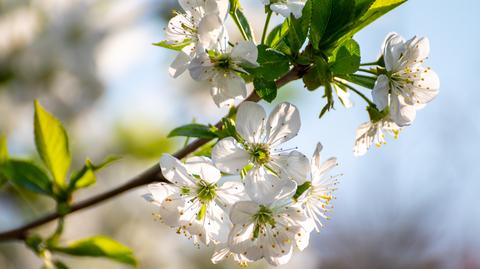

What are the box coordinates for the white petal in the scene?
[383,32,406,72]
[270,4,292,18]
[229,201,258,224]
[210,73,247,107]
[165,14,192,43]
[185,156,221,183]
[158,194,186,227]
[245,168,293,205]
[266,102,301,147]
[270,151,310,184]
[372,75,390,110]
[228,223,257,256]
[235,101,266,144]
[198,14,227,51]
[205,0,230,19]
[211,246,231,264]
[334,84,353,109]
[169,51,191,78]
[312,157,337,184]
[412,68,440,104]
[188,52,214,81]
[159,154,196,186]
[217,181,246,207]
[144,183,178,205]
[288,1,307,19]
[294,227,310,251]
[270,179,298,208]
[231,41,259,67]
[212,137,250,174]
[263,231,294,266]
[311,142,323,176]
[390,95,416,127]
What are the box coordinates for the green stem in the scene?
[231,11,248,40]
[335,79,374,106]
[358,68,378,75]
[261,10,273,45]
[360,61,379,66]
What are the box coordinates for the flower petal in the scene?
[235,101,266,144]
[160,154,196,186]
[229,201,258,224]
[390,95,416,127]
[169,51,191,78]
[198,14,227,51]
[270,151,310,184]
[266,102,301,147]
[231,41,259,67]
[185,156,221,184]
[144,183,178,206]
[372,75,390,110]
[244,167,285,205]
[212,137,250,174]
[217,181,246,207]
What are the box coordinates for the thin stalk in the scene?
[360,61,379,66]
[335,79,374,106]
[261,10,273,45]
[358,68,378,75]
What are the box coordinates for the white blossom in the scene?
[261,0,307,19]
[372,33,440,126]
[227,180,311,266]
[144,154,245,246]
[165,0,229,78]
[189,37,259,107]
[212,101,310,201]
[297,143,339,232]
[353,117,401,156]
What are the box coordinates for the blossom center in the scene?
[248,143,270,165]
[196,179,217,203]
[252,205,276,239]
[209,51,233,70]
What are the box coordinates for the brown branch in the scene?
[0,64,308,242]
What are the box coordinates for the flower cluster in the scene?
[144,102,340,266]
[353,32,440,156]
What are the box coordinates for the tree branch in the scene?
[0,64,308,242]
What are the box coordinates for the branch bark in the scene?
[0,64,308,241]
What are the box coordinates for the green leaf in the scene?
[349,0,406,36]
[265,22,289,50]
[34,100,71,188]
[254,78,277,103]
[367,104,389,122]
[53,261,69,269]
[330,39,361,74]
[69,157,119,191]
[304,0,333,49]
[217,118,237,140]
[248,45,290,81]
[302,56,331,90]
[286,16,307,53]
[0,135,8,187]
[293,181,312,200]
[153,40,191,51]
[52,236,137,266]
[1,159,53,196]
[168,124,218,139]
[319,83,335,118]
[235,8,255,41]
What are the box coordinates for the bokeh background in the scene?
[1,0,479,268]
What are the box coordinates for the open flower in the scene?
[261,0,307,19]
[165,0,229,77]
[353,117,401,156]
[211,244,250,266]
[144,154,245,245]
[212,101,310,201]
[227,180,311,266]
[296,143,339,232]
[189,38,259,107]
[372,33,440,126]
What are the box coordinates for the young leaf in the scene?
[286,16,307,53]
[168,124,218,139]
[52,236,137,266]
[304,0,333,49]
[303,56,331,91]
[253,78,277,103]
[330,39,361,74]
[319,83,335,118]
[34,100,71,188]
[248,45,290,81]
[53,261,69,269]
[0,135,7,187]
[265,22,289,49]
[153,40,191,51]
[1,159,53,196]
[235,8,255,41]
[69,157,120,191]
